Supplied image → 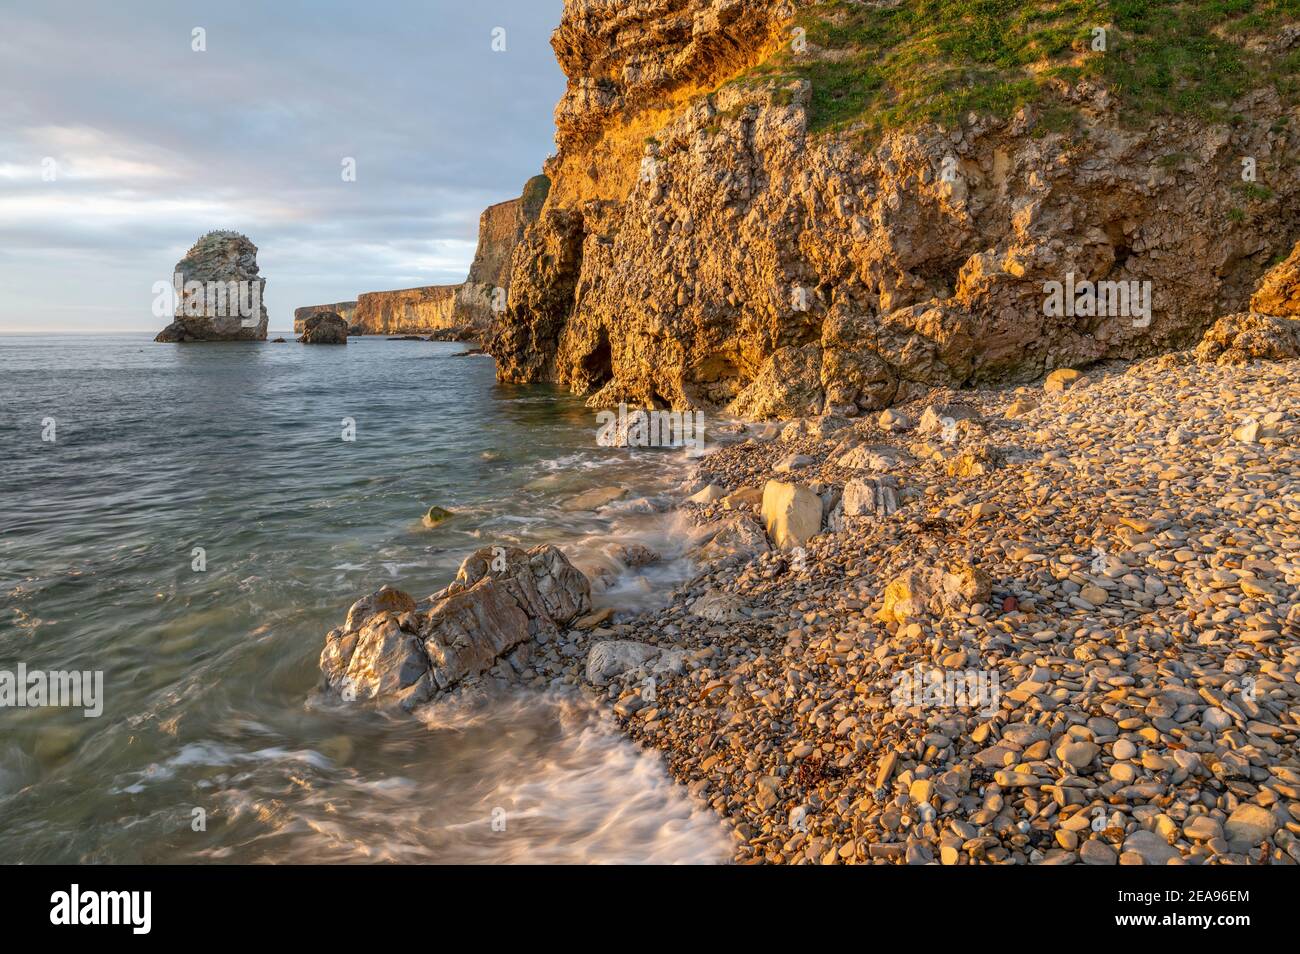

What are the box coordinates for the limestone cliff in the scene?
[487,0,1300,417]
[292,178,545,338]
[452,176,550,334]
[293,301,357,334]
[350,284,459,335]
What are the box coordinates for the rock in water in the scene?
[319,544,591,707]
[154,231,268,341]
[421,505,453,527]
[293,301,358,334]
[299,311,349,344]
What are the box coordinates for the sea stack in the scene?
[299,311,349,344]
[154,231,269,342]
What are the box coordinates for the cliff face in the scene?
[487,0,1300,416]
[292,179,544,338]
[351,285,460,335]
[452,176,549,334]
[293,301,357,334]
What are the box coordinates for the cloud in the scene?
[0,0,566,332]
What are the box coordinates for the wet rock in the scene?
[422,506,453,527]
[319,544,589,705]
[561,486,628,511]
[299,311,348,344]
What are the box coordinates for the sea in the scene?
[0,333,730,863]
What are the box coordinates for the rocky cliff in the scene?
[292,179,544,338]
[486,0,1300,417]
[155,231,268,342]
[350,284,460,335]
[293,301,357,334]
[452,176,551,334]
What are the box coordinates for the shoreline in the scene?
[318,348,1299,865]
[599,351,1300,864]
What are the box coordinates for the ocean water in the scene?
[0,334,728,864]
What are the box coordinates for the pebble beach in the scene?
[503,350,1300,865]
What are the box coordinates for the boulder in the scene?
[422,505,453,527]
[561,486,627,511]
[835,443,909,472]
[774,453,814,473]
[878,408,914,432]
[319,544,590,706]
[1224,803,1278,850]
[945,444,1004,478]
[688,483,726,504]
[689,512,771,561]
[879,562,992,624]
[1122,830,1181,865]
[300,311,348,344]
[456,544,591,630]
[721,486,764,510]
[1044,368,1087,393]
[293,301,358,334]
[761,480,822,549]
[1194,312,1300,365]
[585,640,686,686]
[840,476,900,519]
[421,579,533,692]
[325,612,432,708]
[1250,241,1300,317]
[919,403,979,435]
[154,231,268,341]
[691,589,748,622]
[345,585,417,631]
[727,344,824,419]
[585,640,660,685]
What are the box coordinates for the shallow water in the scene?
[0,334,728,863]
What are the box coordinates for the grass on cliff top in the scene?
[739,0,1300,140]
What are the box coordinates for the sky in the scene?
[0,0,566,333]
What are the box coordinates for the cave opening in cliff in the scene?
[1105,221,1133,270]
[581,329,613,389]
